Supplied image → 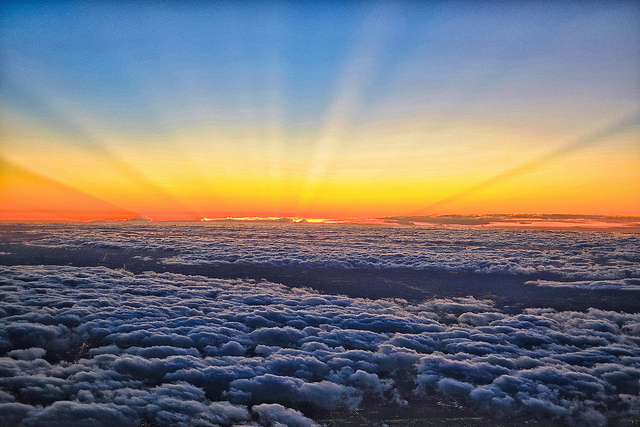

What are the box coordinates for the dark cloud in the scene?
[6,347,47,361]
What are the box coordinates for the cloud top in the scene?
[1,265,639,425]
[6,223,639,287]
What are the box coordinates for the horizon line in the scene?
[2,213,640,232]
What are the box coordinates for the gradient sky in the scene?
[1,1,639,221]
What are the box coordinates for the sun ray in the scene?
[1,2,638,219]
[0,51,201,220]
[296,1,400,216]
[411,111,640,215]
[0,156,139,221]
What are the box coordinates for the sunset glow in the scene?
[1,1,639,222]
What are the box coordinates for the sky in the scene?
[1,1,639,221]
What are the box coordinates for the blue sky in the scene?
[3,1,637,131]
[1,1,639,219]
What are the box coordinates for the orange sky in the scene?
[1,2,639,222]
[1,113,639,222]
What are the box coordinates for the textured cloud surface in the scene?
[8,223,640,286]
[1,265,639,426]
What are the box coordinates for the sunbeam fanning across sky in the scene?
[412,111,640,215]
[0,1,639,221]
[296,2,399,215]
[3,4,640,426]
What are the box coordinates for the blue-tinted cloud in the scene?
[1,265,639,425]
[10,222,640,286]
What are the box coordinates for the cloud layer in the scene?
[7,223,640,287]
[1,265,639,425]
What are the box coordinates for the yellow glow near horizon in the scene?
[1,2,639,222]
[2,111,639,221]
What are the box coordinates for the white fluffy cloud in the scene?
[10,222,640,284]
[1,265,639,425]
